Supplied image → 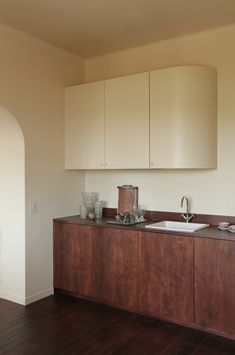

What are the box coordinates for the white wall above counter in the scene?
[65,66,217,170]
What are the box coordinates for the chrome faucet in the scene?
[180,196,194,223]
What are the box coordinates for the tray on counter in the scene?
[106,219,147,226]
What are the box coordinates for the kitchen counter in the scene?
[53,215,235,242]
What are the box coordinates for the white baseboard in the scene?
[0,289,26,305]
[25,288,54,305]
[0,287,54,306]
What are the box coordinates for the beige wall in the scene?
[0,23,85,303]
[0,106,25,304]
[85,25,235,216]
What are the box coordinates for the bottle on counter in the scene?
[80,205,87,219]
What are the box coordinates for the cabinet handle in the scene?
[100,163,104,167]
[104,163,108,166]
[150,162,154,166]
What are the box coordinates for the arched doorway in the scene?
[0,105,25,304]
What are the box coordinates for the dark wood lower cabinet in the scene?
[53,221,235,340]
[195,237,235,337]
[92,227,139,310]
[139,232,194,324]
[53,222,92,296]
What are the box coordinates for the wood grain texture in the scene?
[53,220,235,340]
[4,294,235,355]
[53,222,92,296]
[92,227,139,310]
[139,231,194,323]
[195,237,235,337]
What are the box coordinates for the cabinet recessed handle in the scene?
[105,163,108,166]
[150,162,154,166]
[100,163,104,166]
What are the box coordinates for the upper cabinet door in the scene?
[105,73,149,169]
[65,81,105,169]
[150,66,217,169]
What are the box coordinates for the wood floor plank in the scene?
[191,335,235,355]
[115,322,206,355]
[0,293,235,355]
[60,314,159,355]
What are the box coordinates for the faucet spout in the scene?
[180,196,194,223]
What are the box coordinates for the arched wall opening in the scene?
[0,105,25,304]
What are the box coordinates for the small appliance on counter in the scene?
[106,185,147,226]
[117,185,138,215]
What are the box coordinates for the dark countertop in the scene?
[53,215,235,242]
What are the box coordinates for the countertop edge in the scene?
[53,215,235,242]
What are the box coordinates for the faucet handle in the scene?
[181,213,194,223]
[188,214,194,222]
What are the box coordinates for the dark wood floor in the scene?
[1,294,235,355]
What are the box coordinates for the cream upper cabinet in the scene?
[150,66,217,169]
[105,73,149,169]
[65,66,217,170]
[65,81,105,169]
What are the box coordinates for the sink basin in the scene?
[145,221,209,233]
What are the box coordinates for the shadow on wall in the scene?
[0,105,26,304]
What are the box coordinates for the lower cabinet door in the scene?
[195,237,235,337]
[92,227,139,310]
[53,222,92,296]
[139,232,194,323]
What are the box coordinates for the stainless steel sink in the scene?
[145,221,209,233]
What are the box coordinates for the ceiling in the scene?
[0,0,234,58]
